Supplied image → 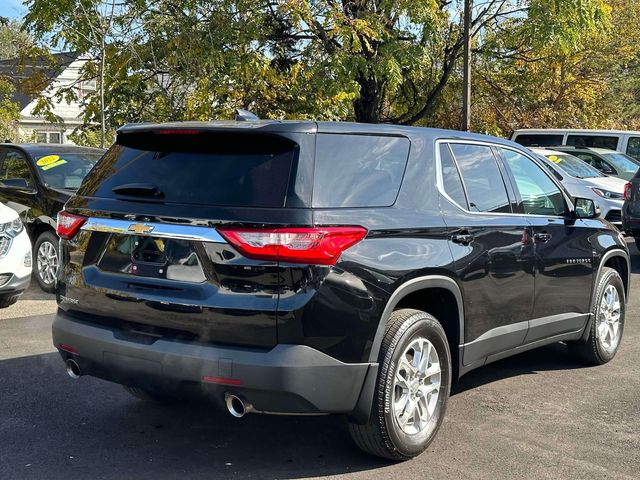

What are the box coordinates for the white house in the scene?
[0,52,95,144]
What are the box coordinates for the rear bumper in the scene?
[52,310,372,414]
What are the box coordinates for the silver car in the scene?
[530,148,627,226]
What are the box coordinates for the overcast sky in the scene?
[3,0,26,20]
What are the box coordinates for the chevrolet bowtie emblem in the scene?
[128,223,154,235]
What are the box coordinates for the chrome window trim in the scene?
[80,217,227,243]
[435,138,575,219]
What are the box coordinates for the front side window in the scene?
[501,149,566,216]
[626,137,640,160]
[1,150,35,187]
[602,153,640,175]
[566,135,618,150]
[572,152,609,172]
[449,144,510,213]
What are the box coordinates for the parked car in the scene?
[530,148,627,227]
[511,128,640,160]
[53,122,629,461]
[0,144,105,291]
[0,202,32,307]
[548,146,640,181]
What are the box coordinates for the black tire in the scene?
[33,230,60,293]
[568,267,625,365]
[348,309,452,461]
[0,294,19,308]
[123,385,181,404]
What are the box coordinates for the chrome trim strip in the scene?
[81,217,226,243]
[435,138,576,218]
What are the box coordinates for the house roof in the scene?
[0,52,79,110]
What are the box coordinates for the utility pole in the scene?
[462,0,472,132]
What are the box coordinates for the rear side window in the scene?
[566,135,618,150]
[313,134,409,208]
[513,134,564,147]
[438,144,468,208]
[449,144,511,213]
[627,137,640,160]
[77,132,296,207]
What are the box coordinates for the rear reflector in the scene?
[57,211,87,240]
[624,182,632,201]
[59,344,79,354]
[202,376,244,386]
[216,226,367,265]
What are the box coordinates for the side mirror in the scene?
[601,166,615,175]
[574,197,600,219]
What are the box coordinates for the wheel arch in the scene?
[350,275,464,424]
[600,249,629,302]
[29,216,57,242]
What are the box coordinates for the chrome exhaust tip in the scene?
[65,359,81,379]
[225,393,253,418]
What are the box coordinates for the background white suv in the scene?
[0,203,32,307]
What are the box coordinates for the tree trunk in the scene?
[100,34,105,149]
[353,73,382,123]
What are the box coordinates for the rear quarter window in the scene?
[312,134,410,208]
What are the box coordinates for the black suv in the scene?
[53,122,629,460]
[0,144,104,291]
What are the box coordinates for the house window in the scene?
[35,131,63,144]
[78,79,97,100]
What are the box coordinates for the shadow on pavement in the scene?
[0,352,389,480]
[452,341,587,395]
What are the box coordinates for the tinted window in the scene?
[1,150,34,187]
[79,132,296,207]
[34,151,102,189]
[449,144,510,213]
[501,149,565,216]
[513,134,564,147]
[313,134,409,208]
[439,144,468,208]
[566,135,618,150]
[626,137,640,160]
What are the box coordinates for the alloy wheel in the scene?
[597,284,621,354]
[392,337,442,435]
[37,241,58,286]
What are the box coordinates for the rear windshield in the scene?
[513,134,564,147]
[77,131,296,207]
[543,153,604,179]
[34,151,102,189]
[313,134,410,208]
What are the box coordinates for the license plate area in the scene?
[98,234,206,283]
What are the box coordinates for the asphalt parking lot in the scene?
[1,247,639,480]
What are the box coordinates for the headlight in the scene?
[0,218,24,237]
[592,188,623,199]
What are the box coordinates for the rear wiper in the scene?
[112,183,164,198]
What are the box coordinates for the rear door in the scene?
[58,129,307,349]
[439,141,535,366]
[497,147,594,342]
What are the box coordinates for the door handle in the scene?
[533,232,552,243]
[452,233,474,245]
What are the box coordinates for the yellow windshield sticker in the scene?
[548,155,561,164]
[36,155,67,170]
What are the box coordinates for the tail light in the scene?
[57,211,87,239]
[217,226,367,265]
[624,182,632,201]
